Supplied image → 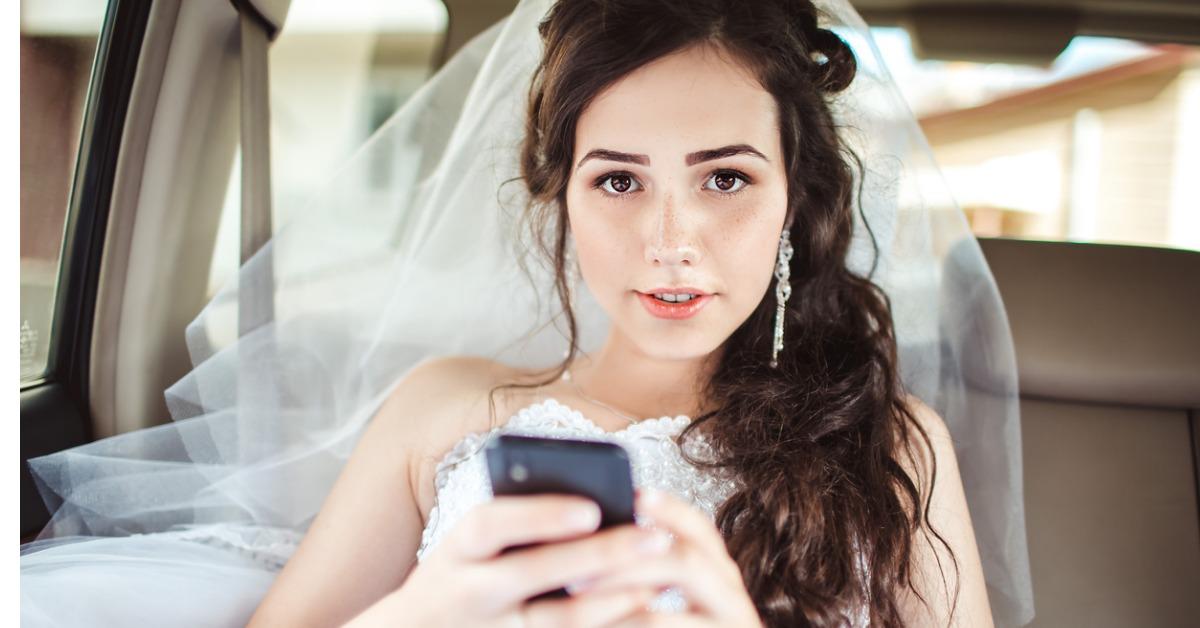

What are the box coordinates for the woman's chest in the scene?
[409,389,712,535]
[409,397,739,561]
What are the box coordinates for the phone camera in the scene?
[509,463,529,482]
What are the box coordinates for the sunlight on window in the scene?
[872,27,1199,251]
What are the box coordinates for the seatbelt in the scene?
[234,4,276,337]
[231,1,283,473]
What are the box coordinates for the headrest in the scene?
[979,238,1200,408]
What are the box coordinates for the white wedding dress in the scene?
[21,396,869,626]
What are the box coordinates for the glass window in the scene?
[873,28,1200,252]
[20,1,108,383]
[205,0,447,350]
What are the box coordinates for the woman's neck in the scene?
[569,331,720,420]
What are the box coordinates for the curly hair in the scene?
[492,0,960,625]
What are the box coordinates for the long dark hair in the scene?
[492,0,959,624]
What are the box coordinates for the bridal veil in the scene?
[22,0,1035,624]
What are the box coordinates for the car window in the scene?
[204,0,448,350]
[20,1,108,383]
[873,29,1199,252]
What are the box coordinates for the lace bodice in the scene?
[415,397,740,613]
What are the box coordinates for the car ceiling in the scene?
[853,0,1200,63]
[437,0,1198,67]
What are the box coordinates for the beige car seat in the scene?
[979,237,1200,627]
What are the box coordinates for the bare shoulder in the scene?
[895,394,954,489]
[903,394,951,442]
[376,355,555,516]
[376,354,533,449]
[894,394,995,626]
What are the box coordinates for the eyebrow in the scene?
[574,144,769,171]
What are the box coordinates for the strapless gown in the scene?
[21,397,867,625]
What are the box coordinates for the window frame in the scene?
[20,0,153,539]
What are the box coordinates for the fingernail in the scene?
[640,489,663,507]
[567,503,601,530]
[638,530,672,555]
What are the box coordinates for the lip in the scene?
[641,286,712,296]
[635,291,714,320]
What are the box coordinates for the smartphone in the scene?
[484,433,636,600]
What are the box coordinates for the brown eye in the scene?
[704,170,749,194]
[596,172,641,196]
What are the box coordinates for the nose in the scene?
[644,193,703,266]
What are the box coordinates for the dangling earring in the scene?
[770,229,794,369]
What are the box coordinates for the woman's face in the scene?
[567,42,789,362]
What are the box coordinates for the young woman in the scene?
[249,1,994,626]
[22,0,1031,626]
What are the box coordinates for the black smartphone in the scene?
[484,434,636,600]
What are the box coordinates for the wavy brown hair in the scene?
[490,0,960,625]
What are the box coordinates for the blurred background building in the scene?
[917,43,1199,251]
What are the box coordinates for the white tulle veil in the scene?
[24,0,1034,624]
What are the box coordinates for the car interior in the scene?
[19,0,1200,625]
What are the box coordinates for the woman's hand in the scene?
[343,494,666,628]
[574,489,763,628]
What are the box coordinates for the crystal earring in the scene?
[770,229,794,368]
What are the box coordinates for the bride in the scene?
[21,0,1034,626]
